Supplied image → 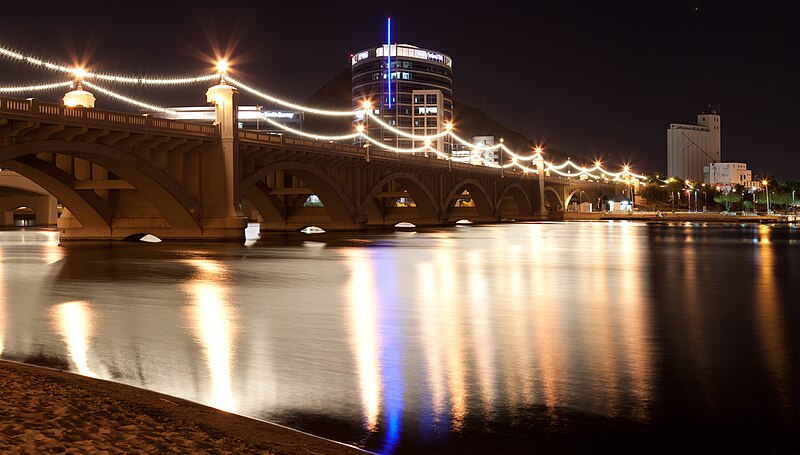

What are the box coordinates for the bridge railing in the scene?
[0,96,218,138]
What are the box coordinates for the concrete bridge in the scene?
[0,91,622,240]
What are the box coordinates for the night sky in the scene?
[1,1,797,179]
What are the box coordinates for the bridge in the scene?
[0,90,624,240]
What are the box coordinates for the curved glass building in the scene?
[351,44,453,156]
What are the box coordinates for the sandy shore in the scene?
[0,360,367,454]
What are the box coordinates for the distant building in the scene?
[667,108,721,182]
[704,162,760,192]
[451,136,499,166]
[149,106,303,132]
[351,43,453,156]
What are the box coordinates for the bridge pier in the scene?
[203,82,247,240]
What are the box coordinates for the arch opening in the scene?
[444,179,494,222]
[1,140,202,239]
[241,163,357,232]
[12,206,36,227]
[360,173,439,228]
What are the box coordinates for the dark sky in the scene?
[1,1,798,179]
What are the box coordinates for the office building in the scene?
[667,108,721,182]
[351,43,453,156]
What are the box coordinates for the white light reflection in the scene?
[42,231,63,265]
[755,228,793,418]
[498,238,534,410]
[434,238,467,431]
[418,262,447,424]
[613,222,654,420]
[54,301,97,377]
[465,250,496,418]
[527,224,563,412]
[184,259,237,413]
[344,249,381,432]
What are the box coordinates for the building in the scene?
[149,106,303,132]
[704,162,759,192]
[452,136,499,165]
[667,108,721,182]
[351,43,453,156]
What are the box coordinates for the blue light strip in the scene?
[387,17,392,109]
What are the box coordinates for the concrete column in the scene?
[202,83,247,239]
[534,157,546,215]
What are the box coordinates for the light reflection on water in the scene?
[183,258,237,413]
[0,223,797,454]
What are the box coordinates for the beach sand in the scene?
[0,360,366,454]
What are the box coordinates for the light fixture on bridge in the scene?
[356,124,365,133]
[444,121,453,131]
[63,83,95,108]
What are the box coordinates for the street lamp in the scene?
[762,180,771,214]
[701,183,707,212]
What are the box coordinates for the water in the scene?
[0,222,797,454]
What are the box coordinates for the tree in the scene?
[665,177,685,210]
[639,184,670,204]
[714,193,741,212]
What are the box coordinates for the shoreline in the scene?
[0,359,368,454]
[549,210,797,223]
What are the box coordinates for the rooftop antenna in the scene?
[387,17,392,109]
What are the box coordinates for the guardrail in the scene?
[0,96,218,138]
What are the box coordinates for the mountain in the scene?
[303,66,575,163]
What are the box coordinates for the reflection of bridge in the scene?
[0,94,622,240]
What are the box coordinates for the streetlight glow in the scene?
[216,59,229,74]
[71,67,87,80]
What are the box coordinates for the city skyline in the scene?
[0,1,797,179]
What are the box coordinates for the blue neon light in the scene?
[387,17,392,109]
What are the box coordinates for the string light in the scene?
[262,118,360,141]
[0,44,649,179]
[225,76,361,117]
[0,81,72,93]
[81,81,175,114]
[0,44,218,85]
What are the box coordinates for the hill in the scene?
[303,66,575,163]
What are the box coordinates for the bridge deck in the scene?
[0,96,218,139]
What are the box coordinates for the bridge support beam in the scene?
[204,83,247,239]
[535,157,547,215]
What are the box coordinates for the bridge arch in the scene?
[360,173,439,226]
[0,140,202,236]
[496,183,532,219]
[544,186,563,212]
[444,178,494,222]
[241,161,358,231]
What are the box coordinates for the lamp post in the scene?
[763,180,771,214]
[500,138,504,178]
